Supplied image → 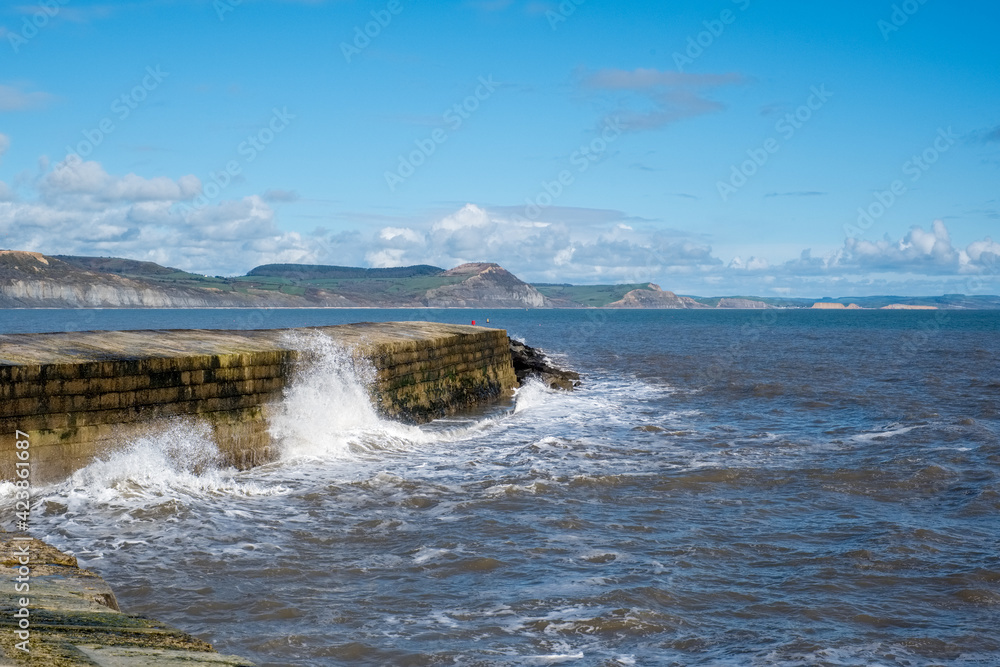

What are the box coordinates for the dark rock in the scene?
[509,338,581,391]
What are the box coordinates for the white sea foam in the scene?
[269,332,407,458]
[2,313,994,667]
[268,332,493,460]
[412,546,453,564]
[513,378,552,414]
[0,332,528,514]
[524,653,585,664]
[51,420,283,502]
[852,423,927,442]
[747,641,996,667]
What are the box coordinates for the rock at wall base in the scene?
[509,339,581,391]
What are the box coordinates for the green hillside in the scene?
[10,254,1000,309]
[533,283,656,307]
[247,264,444,280]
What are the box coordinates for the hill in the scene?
[2,250,998,309]
[604,284,709,309]
[0,251,339,308]
[533,283,658,308]
[53,255,184,277]
[247,264,444,280]
[0,252,549,309]
[425,263,547,307]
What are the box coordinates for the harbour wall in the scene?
[0,322,517,482]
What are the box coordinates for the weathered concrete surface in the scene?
[0,534,254,666]
[0,322,517,482]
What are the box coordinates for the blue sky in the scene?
[1,0,998,296]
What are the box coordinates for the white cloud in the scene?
[109,173,202,202]
[42,158,110,195]
[729,256,770,270]
[840,220,968,274]
[966,237,1000,263]
[40,157,201,204]
[348,210,1000,294]
[378,226,424,244]
[0,134,12,202]
[3,150,999,296]
[431,203,491,232]
[366,248,409,268]
[360,203,720,283]
[0,158,322,275]
[709,220,1000,296]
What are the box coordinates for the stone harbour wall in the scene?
[0,322,517,483]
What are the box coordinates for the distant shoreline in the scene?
[3,251,998,310]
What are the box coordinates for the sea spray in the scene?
[513,378,551,414]
[268,333,560,462]
[25,420,285,524]
[268,332,433,459]
[66,419,222,494]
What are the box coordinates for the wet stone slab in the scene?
[0,535,254,666]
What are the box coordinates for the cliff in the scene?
[425,263,548,307]
[6,250,993,310]
[0,252,546,309]
[716,298,771,309]
[0,251,259,308]
[605,284,709,309]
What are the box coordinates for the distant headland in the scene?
[1,250,997,309]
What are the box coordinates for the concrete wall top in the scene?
[0,321,492,367]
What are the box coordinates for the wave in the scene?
[266,332,431,460]
[56,421,284,501]
[1,337,679,514]
[268,332,524,461]
[513,378,552,414]
[852,422,928,442]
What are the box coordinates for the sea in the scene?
[1,308,998,666]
